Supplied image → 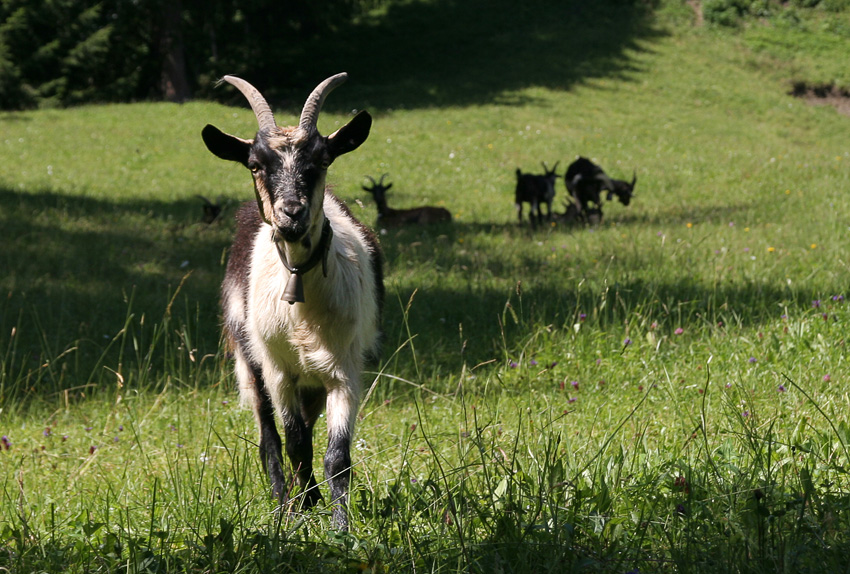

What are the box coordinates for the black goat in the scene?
[514,161,559,227]
[565,157,636,216]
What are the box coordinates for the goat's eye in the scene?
[320,160,330,170]
[248,162,262,174]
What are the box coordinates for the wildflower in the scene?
[744,247,750,252]
[748,357,757,364]
[729,222,735,227]
[43,427,51,437]
[686,222,693,228]
[674,327,684,335]
[767,247,775,253]
[1,436,10,450]
[118,425,123,432]
[823,374,831,382]
[89,445,97,455]
[550,361,558,368]
[743,411,750,417]
[833,295,845,303]
[650,322,658,330]
[596,358,602,365]
[579,313,587,322]
[623,338,632,347]
[811,244,817,249]
[559,381,565,390]
[812,300,821,308]
[85,427,93,432]
[509,361,518,368]
[530,359,538,366]
[778,384,786,393]
[725,383,732,388]
[823,313,829,321]
[568,397,577,404]
[571,381,579,390]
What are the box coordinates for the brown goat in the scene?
[362,174,452,227]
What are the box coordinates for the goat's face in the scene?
[608,172,637,206]
[202,74,372,244]
[362,174,392,207]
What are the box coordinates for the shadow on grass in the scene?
[236,0,667,111]
[0,182,829,400]
[0,185,233,398]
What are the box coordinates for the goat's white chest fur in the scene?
[245,195,379,397]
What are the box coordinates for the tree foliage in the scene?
[0,0,375,109]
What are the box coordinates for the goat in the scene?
[201,73,383,530]
[362,174,452,227]
[514,162,559,227]
[565,157,636,216]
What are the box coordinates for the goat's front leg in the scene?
[281,386,324,510]
[240,361,288,502]
[324,384,359,530]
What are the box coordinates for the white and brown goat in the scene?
[362,174,452,227]
[514,161,559,227]
[201,73,383,530]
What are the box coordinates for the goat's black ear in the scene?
[202,124,252,166]
[385,183,393,191]
[327,111,372,159]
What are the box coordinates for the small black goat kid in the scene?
[514,161,559,227]
[362,174,452,226]
[201,73,384,531]
[565,157,636,217]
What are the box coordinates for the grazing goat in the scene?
[362,174,452,226]
[201,73,383,530]
[565,157,636,216]
[514,162,559,227]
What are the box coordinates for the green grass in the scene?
[2,0,850,572]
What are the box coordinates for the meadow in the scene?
[2,1,850,572]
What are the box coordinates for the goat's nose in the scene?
[278,201,304,221]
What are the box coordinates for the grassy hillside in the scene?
[1,1,850,572]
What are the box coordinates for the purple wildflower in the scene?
[530,359,538,366]
[743,411,750,418]
[509,361,518,368]
[748,357,757,364]
[43,427,51,437]
[571,380,579,390]
[623,338,632,347]
[833,295,845,303]
[579,313,587,322]
[778,384,786,393]
[812,300,821,309]
[549,361,558,368]
[1,436,10,450]
[674,327,684,335]
[824,374,831,382]
[568,397,577,404]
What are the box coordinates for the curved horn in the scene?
[631,170,637,188]
[379,173,389,186]
[299,73,349,131]
[363,175,377,189]
[222,75,276,133]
